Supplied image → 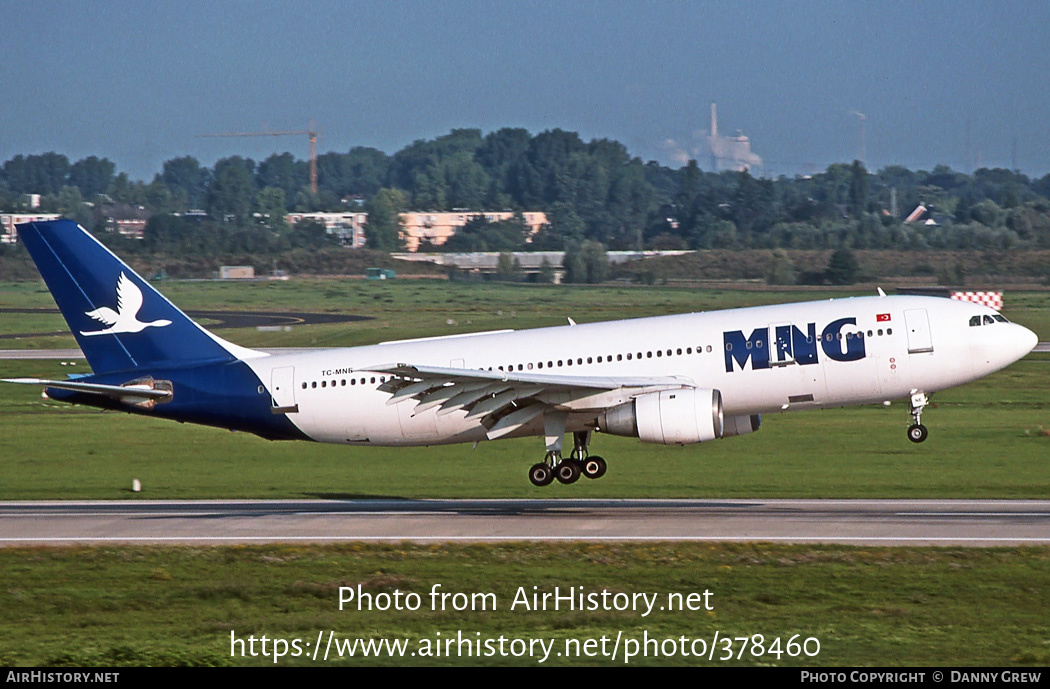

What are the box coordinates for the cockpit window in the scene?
[983,315,995,325]
[993,315,1009,323]
[969,316,981,327]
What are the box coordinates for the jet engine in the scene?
[599,388,723,444]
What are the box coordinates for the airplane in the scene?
[4,220,1039,486]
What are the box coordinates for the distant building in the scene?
[219,265,255,279]
[903,204,949,226]
[708,103,762,173]
[399,211,548,252]
[286,211,367,248]
[1,213,61,244]
[102,204,151,239]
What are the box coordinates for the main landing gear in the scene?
[528,430,608,487]
[907,391,929,443]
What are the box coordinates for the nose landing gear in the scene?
[907,391,929,443]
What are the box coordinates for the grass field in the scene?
[1,279,1048,666]
[2,543,1049,667]
[6,278,1048,349]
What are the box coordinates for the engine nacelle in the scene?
[599,388,723,444]
[722,414,761,438]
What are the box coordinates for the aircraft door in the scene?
[270,366,299,414]
[768,322,827,406]
[904,309,934,354]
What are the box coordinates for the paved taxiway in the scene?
[1,499,1048,546]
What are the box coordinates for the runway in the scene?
[1,498,1048,547]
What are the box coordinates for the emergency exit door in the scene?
[270,366,299,414]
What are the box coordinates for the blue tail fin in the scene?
[18,219,259,374]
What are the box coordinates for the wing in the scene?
[116,272,143,317]
[370,363,694,440]
[84,306,119,325]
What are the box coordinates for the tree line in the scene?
[4,129,1050,261]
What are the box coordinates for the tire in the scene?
[907,424,928,443]
[581,455,608,479]
[554,461,581,484]
[529,463,554,486]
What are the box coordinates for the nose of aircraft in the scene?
[1009,324,1039,362]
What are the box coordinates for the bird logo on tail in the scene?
[80,272,172,336]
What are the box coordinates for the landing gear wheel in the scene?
[555,460,581,484]
[907,424,928,443]
[580,455,607,479]
[529,463,554,487]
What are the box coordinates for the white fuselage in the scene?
[243,295,1036,446]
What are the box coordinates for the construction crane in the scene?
[198,122,319,195]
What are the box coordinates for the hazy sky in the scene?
[3,0,1048,181]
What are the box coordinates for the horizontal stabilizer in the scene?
[3,377,173,401]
